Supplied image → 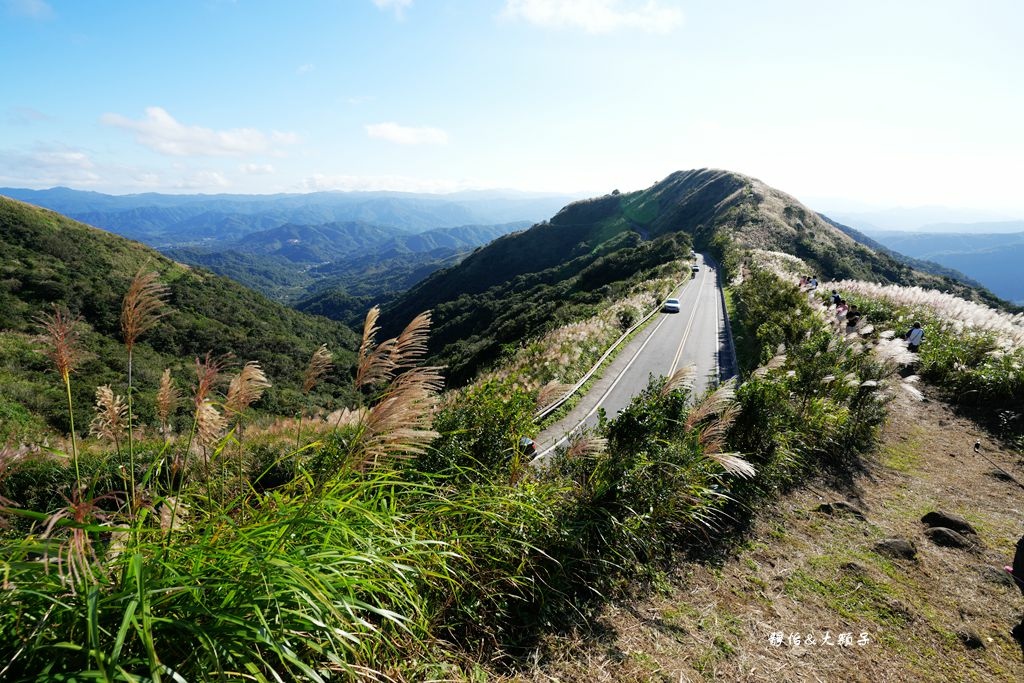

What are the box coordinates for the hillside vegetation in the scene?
[0,195,358,441]
[383,169,1007,384]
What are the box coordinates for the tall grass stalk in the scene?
[297,343,332,446]
[36,305,83,492]
[225,361,270,506]
[121,269,168,510]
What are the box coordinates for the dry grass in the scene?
[346,308,443,471]
[35,305,82,383]
[225,361,271,416]
[156,368,180,438]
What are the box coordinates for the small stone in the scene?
[840,561,866,575]
[957,630,985,650]
[815,501,867,521]
[924,527,974,550]
[874,538,917,561]
[988,469,1014,482]
[921,511,977,536]
[979,565,1014,587]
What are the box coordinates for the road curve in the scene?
[533,252,730,461]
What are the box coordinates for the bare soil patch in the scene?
[508,390,1024,682]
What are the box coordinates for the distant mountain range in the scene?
[166,220,529,305]
[854,229,1024,304]
[0,186,578,245]
[0,185,568,308]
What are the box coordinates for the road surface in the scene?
[533,252,731,460]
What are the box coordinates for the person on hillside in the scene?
[835,299,848,319]
[1007,535,1024,596]
[905,322,925,352]
[809,275,818,290]
[845,306,861,328]
[830,289,841,305]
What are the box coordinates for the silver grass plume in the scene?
[302,344,333,394]
[535,380,572,416]
[156,368,180,437]
[660,365,696,397]
[225,361,271,416]
[89,385,127,444]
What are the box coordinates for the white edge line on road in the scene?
[532,274,696,462]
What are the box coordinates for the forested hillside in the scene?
[166,220,528,304]
[0,195,358,440]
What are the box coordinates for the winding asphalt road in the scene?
[533,252,731,460]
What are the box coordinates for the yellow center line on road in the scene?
[668,265,707,376]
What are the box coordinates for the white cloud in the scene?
[296,63,314,75]
[372,0,412,18]
[365,122,448,145]
[0,143,99,186]
[240,163,275,175]
[301,173,477,194]
[100,106,299,158]
[176,170,230,189]
[5,0,53,19]
[502,0,683,34]
[6,106,50,125]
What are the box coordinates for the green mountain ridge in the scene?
[381,169,1009,382]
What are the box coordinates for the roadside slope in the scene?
[513,388,1024,682]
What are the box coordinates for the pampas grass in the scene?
[348,309,442,471]
[89,385,127,453]
[832,279,1024,350]
[121,269,168,506]
[36,305,84,491]
[155,368,179,440]
[302,344,333,395]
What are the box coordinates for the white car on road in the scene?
[662,298,681,313]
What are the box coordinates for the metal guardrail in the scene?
[534,272,691,423]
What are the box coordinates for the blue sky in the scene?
[1,0,1022,214]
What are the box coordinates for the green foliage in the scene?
[728,270,891,497]
[730,267,815,372]
[393,231,693,383]
[0,197,359,435]
[423,379,537,479]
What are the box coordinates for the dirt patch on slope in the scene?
[510,390,1024,682]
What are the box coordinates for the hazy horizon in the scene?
[2,1,1023,215]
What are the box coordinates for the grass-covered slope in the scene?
[0,195,358,440]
